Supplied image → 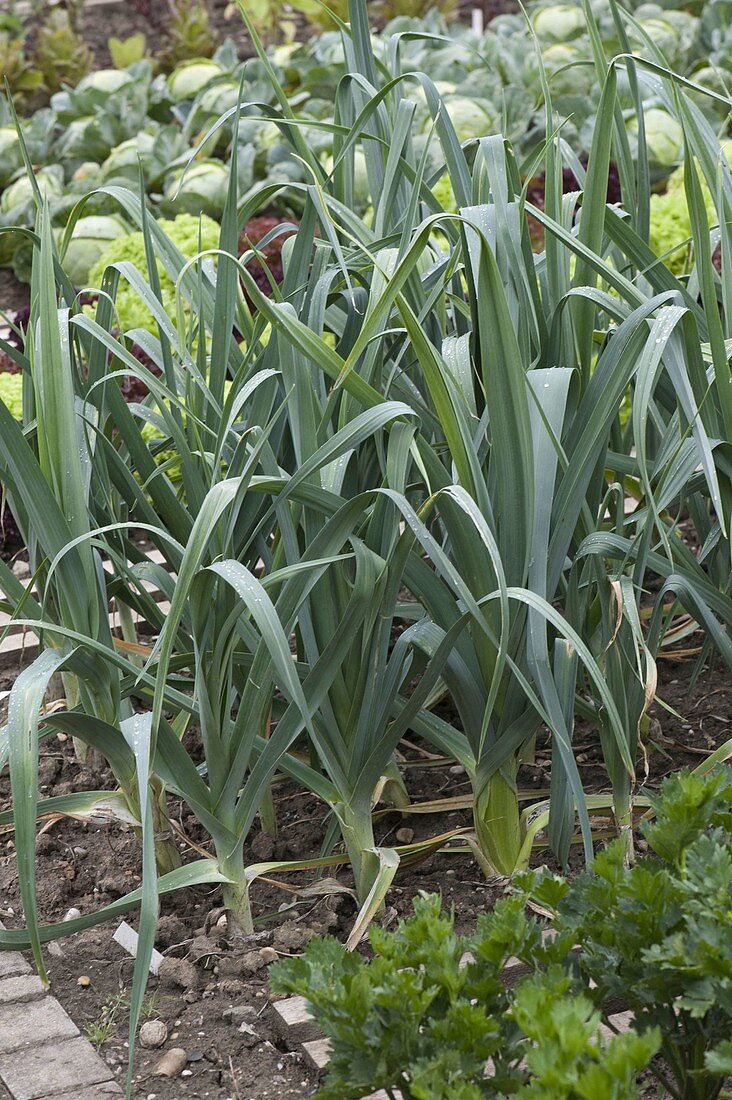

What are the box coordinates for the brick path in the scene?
[0,945,122,1100]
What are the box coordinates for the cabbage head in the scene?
[190,81,242,140]
[164,160,229,219]
[59,214,130,286]
[1,167,63,215]
[633,8,698,69]
[323,148,371,211]
[441,96,496,143]
[0,129,22,188]
[627,108,683,173]
[72,68,136,111]
[540,42,594,98]
[533,5,585,41]
[167,59,224,103]
[101,133,159,185]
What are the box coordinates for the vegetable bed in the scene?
[1,0,732,1098]
[0,650,729,1098]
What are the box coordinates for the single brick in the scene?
[270,995,321,1044]
[0,996,79,1054]
[0,1036,114,1100]
[0,975,44,1005]
[0,955,31,981]
[301,1036,332,1072]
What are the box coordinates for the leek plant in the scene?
[236,0,732,876]
[0,207,186,990]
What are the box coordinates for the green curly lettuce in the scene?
[649,145,732,275]
[88,213,220,334]
[649,180,714,276]
[431,173,458,214]
[137,378,234,485]
[0,373,23,421]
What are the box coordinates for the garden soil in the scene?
[0,643,730,1098]
[65,0,518,68]
[0,271,28,318]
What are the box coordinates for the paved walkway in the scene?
[0,948,122,1099]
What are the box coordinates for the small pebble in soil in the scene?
[159,956,201,991]
[239,1023,259,1048]
[272,921,314,953]
[223,1006,257,1026]
[395,827,414,844]
[449,764,466,775]
[139,1019,168,1048]
[63,907,81,921]
[152,1047,188,1078]
[77,975,91,987]
[259,946,278,964]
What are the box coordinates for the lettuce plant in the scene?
[33,8,93,96]
[87,212,221,332]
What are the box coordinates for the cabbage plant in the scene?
[0,166,63,214]
[0,128,22,187]
[163,159,229,218]
[69,68,137,111]
[166,57,224,101]
[627,106,684,173]
[56,213,130,286]
[532,4,585,41]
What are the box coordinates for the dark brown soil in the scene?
[45,0,519,71]
[0,271,28,318]
[75,0,253,68]
[0,642,730,1098]
[0,730,487,1097]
